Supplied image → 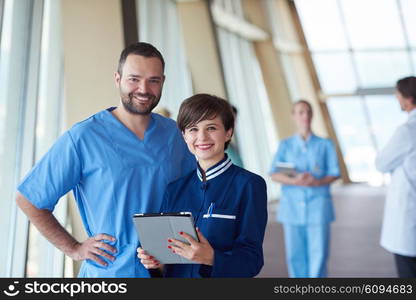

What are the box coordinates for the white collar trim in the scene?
[197,157,232,182]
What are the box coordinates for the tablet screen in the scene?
[133,212,199,264]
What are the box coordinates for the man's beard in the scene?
[121,92,161,115]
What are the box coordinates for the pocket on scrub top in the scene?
[202,212,236,220]
[202,208,237,249]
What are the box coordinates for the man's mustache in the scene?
[129,93,155,99]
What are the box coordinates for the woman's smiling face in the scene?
[183,116,232,169]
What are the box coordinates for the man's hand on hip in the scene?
[69,234,117,266]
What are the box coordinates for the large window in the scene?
[295,0,411,183]
[0,0,38,277]
[0,0,65,277]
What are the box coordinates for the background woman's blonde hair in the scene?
[292,99,313,115]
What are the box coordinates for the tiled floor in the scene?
[258,184,397,277]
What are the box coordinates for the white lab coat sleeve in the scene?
[375,124,411,173]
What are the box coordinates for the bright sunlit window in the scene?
[0,0,66,277]
[296,0,412,183]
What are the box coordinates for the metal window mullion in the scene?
[1,0,35,277]
[0,0,4,47]
[361,96,379,152]
[0,0,26,277]
[54,65,67,277]
[396,0,415,73]
[335,0,361,90]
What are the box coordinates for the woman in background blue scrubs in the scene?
[269,100,340,278]
[137,94,268,277]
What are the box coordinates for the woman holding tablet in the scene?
[269,100,340,278]
[137,94,267,277]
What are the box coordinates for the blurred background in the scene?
[0,0,414,277]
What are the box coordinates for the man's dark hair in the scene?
[396,76,416,105]
[177,94,235,150]
[117,42,165,76]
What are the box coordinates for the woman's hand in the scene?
[292,173,314,186]
[293,173,338,187]
[137,247,161,269]
[168,228,214,266]
[271,172,316,186]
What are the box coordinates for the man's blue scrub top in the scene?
[270,134,340,225]
[18,107,195,277]
[161,155,268,277]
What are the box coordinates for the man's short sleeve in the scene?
[17,131,82,211]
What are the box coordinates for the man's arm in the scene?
[16,192,117,266]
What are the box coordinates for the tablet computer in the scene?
[275,162,298,177]
[133,212,199,264]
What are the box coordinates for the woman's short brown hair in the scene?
[177,94,235,150]
[396,76,416,105]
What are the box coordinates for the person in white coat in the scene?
[375,76,416,278]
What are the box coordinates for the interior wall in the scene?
[61,0,124,128]
[60,0,125,275]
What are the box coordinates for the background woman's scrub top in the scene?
[18,107,195,277]
[270,134,340,225]
[161,156,268,277]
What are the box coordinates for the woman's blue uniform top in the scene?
[161,155,268,277]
